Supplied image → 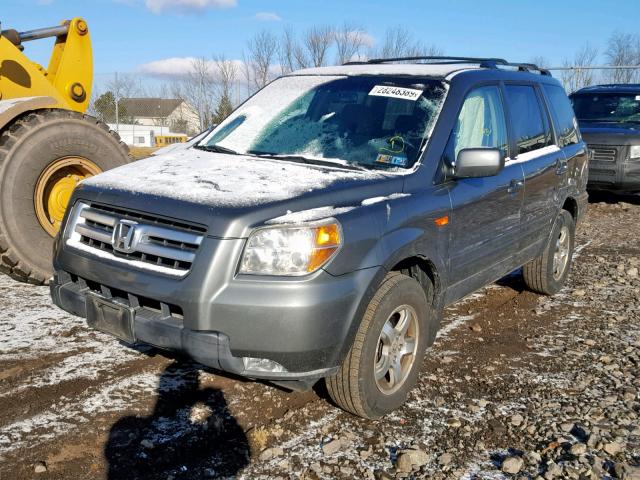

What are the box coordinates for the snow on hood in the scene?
[82,149,377,208]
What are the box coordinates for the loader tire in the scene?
[0,109,130,284]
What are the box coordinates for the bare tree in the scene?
[529,56,550,69]
[293,40,311,69]
[107,73,140,100]
[181,57,217,131]
[241,51,253,98]
[372,26,442,60]
[209,55,239,124]
[560,43,599,93]
[604,32,640,83]
[278,26,298,74]
[212,55,238,99]
[334,23,368,64]
[303,25,334,67]
[246,30,278,92]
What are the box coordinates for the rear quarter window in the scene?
[543,84,580,147]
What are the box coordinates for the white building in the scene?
[107,124,187,147]
[119,98,200,135]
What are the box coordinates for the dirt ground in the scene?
[128,146,159,160]
[1,192,638,480]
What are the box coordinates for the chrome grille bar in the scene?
[67,202,204,276]
[590,146,617,163]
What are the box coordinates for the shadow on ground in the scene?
[105,361,249,479]
[588,190,640,205]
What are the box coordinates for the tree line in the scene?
[90,26,640,133]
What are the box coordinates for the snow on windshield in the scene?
[202,75,447,170]
[204,76,341,154]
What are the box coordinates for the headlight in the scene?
[239,221,342,276]
[630,145,640,159]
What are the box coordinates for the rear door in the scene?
[504,84,563,255]
[446,84,525,294]
[542,83,588,198]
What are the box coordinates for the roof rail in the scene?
[343,56,551,76]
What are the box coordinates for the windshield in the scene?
[200,75,447,170]
[571,93,640,124]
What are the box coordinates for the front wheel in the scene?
[522,209,575,295]
[326,272,435,418]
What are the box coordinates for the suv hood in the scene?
[579,122,640,145]
[76,149,403,238]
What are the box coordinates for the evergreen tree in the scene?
[212,94,234,125]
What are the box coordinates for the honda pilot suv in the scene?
[51,57,588,418]
[570,84,640,192]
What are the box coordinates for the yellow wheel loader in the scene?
[0,18,130,284]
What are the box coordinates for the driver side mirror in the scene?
[454,148,504,179]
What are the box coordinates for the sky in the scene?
[3,0,639,83]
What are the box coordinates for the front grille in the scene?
[589,168,616,177]
[67,202,205,277]
[590,145,618,163]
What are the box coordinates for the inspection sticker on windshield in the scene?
[369,85,423,101]
[376,154,408,167]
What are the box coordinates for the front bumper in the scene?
[50,259,380,385]
[588,144,640,192]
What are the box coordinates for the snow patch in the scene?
[0,371,163,453]
[82,150,376,208]
[265,206,356,225]
[361,193,410,206]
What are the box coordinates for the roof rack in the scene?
[344,56,551,76]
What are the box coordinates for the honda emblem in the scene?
[112,219,139,253]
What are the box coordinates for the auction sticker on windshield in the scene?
[369,85,423,101]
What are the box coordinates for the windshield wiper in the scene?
[247,151,367,172]
[194,144,241,155]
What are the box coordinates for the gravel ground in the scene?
[0,192,638,480]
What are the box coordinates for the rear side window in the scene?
[505,85,552,156]
[543,84,579,147]
[444,85,508,163]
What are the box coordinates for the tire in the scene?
[0,109,130,284]
[522,209,575,295]
[326,272,437,419]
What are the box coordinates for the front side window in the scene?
[543,84,579,147]
[505,85,552,156]
[444,85,508,164]
[571,93,640,124]
[202,75,447,170]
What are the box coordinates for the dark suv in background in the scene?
[51,57,588,418]
[570,84,640,192]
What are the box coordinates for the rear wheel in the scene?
[522,209,575,295]
[0,110,130,284]
[326,272,437,418]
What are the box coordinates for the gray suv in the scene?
[51,57,588,418]
[570,84,640,192]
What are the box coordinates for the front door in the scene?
[445,85,524,298]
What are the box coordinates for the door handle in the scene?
[507,179,524,194]
[555,159,568,175]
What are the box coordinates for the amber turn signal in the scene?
[308,223,342,272]
[434,215,449,227]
